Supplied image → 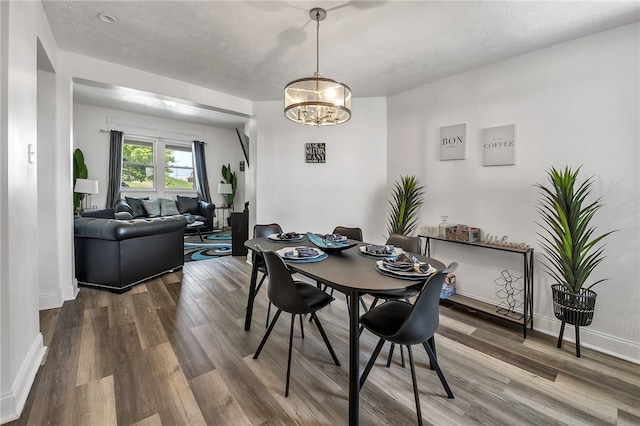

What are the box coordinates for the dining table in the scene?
[244,235,445,426]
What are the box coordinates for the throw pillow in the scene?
[159,198,181,216]
[176,195,199,215]
[125,196,149,218]
[142,199,162,217]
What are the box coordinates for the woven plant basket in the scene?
[552,284,597,327]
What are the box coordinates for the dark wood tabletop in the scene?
[244,235,446,426]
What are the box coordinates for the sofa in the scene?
[74,215,186,292]
[114,195,216,233]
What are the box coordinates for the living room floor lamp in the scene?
[74,178,99,211]
[217,183,233,228]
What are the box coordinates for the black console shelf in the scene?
[421,235,534,338]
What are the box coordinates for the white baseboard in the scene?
[39,291,62,311]
[534,314,640,364]
[61,279,78,301]
[0,333,46,424]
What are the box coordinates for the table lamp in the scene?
[74,178,99,211]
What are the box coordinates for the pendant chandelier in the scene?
[284,7,352,126]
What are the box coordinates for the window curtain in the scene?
[105,130,124,208]
[193,140,212,202]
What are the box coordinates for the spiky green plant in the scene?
[535,166,615,295]
[220,163,237,207]
[387,175,425,237]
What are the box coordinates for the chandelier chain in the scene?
[315,10,320,76]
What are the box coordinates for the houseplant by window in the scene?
[386,175,424,237]
[535,165,615,357]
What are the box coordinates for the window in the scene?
[164,145,194,189]
[122,139,154,188]
[121,137,195,192]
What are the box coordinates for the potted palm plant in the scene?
[387,175,424,237]
[535,165,615,357]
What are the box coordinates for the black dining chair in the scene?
[333,226,363,241]
[253,223,283,327]
[360,233,426,366]
[253,249,341,397]
[359,263,458,426]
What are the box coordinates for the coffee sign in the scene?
[440,123,467,160]
[305,143,326,163]
[482,124,517,166]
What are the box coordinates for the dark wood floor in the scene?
[8,256,640,425]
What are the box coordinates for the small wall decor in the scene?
[439,123,467,160]
[305,143,326,163]
[482,124,516,166]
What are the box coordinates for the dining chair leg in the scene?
[386,343,395,367]
[311,313,340,366]
[266,302,272,328]
[359,338,385,389]
[385,342,406,368]
[426,336,436,370]
[407,345,423,426]
[422,338,454,399]
[359,296,369,313]
[254,309,282,359]
[285,314,296,397]
[299,314,305,339]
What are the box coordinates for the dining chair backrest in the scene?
[262,250,311,315]
[254,223,283,238]
[253,223,283,264]
[394,262,458,345]
[333,226,363,241]
[386,233,422,254]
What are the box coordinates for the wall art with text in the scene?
[482,124,516,166]
[440,123,467,161]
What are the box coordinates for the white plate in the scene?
[267,233,303,241]
[276,246,324,260]
[326,235,348,242]
[360,246,404,257]
[376,260,436,277]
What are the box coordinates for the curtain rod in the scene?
[99,129,205,143]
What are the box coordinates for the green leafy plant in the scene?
[73,148,88,211]
[535,165,616,295]
[386,175,425,237]
[221,163,237,208]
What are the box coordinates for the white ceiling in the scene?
[42,1,640,128]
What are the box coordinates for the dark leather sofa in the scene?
[74,216,186,293]
[114,196,216,233]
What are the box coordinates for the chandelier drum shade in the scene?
[284,7,352,126]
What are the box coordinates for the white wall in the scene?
[73,103,245,212]
[387,23,640,362]
[1,1,55,422]
[253,98,388,244]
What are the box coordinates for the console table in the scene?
[421,235,534,338]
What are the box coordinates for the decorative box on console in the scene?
[445,224,481,242]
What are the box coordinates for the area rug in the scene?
[184,232,232,262]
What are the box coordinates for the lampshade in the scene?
[217,183,233,195]
[284,8,352,126]
[74,178,98,194]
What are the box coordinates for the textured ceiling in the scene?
[42,1,640,126]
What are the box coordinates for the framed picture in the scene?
[440,123,467,160]
[482,124,516,166]
[305,143,325,163]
